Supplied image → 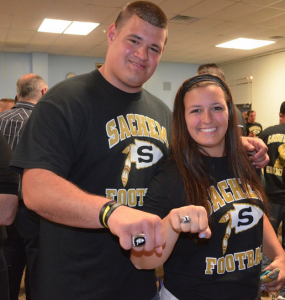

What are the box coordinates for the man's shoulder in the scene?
[259,123,285,139]
[141,89,172,114]
[263,124,285,134]
[51,71,96,90]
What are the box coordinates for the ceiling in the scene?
[1,0,285,64]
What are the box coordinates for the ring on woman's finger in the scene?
[179,216,191,224]
[131,234,146,247]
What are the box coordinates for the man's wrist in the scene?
[99,200,125,228]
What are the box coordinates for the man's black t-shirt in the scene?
[10,70,172,300]
[0,133,18,244]
[259,124,285,203]
[245,122,262,137]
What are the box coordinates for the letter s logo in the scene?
[237,207,254,227]
[137,146,153,163]
[129,139,163,169]
[230,204,263,233]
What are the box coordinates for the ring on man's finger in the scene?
[131,234,146,247]
[179,216,191,224]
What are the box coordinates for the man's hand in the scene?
[248,132,256,138]
[107,206,165,254]
[241,136,269,168]
[262,256,285,293]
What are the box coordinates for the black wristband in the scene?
[99,200,117,228]
[104,202,125,228]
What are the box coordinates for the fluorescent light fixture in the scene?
[64,21,100,35]
[38,18,72,34]
[216,38,275,50]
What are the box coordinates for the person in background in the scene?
[242,111,248,123]
[9,2,269,300]
[0,99,15,112]
[0,73,48,300]
[259,101,285,300]
[0,132,18,300]
[131,74,285,300]
[246,110,263,137]
[197,63,246,136]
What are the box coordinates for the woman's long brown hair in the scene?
[171,74,267,216]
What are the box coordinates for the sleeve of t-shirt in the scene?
[143,160,184,219]
[0,133,18,195]
[258,128,267,142]
[10,92,83,179]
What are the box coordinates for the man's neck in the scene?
[18,99,37,105]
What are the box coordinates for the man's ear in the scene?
[41,88,47,96]
[108,23,117,45]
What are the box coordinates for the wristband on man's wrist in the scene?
[99,200,124,228]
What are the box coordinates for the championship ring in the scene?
[179,216,191,223]
[131,234,146,247]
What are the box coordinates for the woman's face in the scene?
[184,84,229,157]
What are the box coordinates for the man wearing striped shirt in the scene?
[0,73,47,300]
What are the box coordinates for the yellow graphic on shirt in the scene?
[219,204,263,255]
[106,114,169,149]
[274,144,285,169]
[121,139,163,187]
[248,125,261,136]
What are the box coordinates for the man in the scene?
[0,73,47,300]
[10,2,269,300]
[0,74,48,150]
[11,3,170,300]
[196,63,247,136]
[0,132,18,300]
[0,98,15,112]
[246,110,263,137]
[259,101,285,300]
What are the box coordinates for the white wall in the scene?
[221,50,285,130]
[144,62,198,110]
[0,53,31,98]
[0,52,198,110]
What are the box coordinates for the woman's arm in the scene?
[262,214,285,292]
[131,205,211,269]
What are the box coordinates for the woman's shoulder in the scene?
[155,158,181,178]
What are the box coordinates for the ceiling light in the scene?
[38,19,72,34]
[216,38,275,50]
[64,21,99,35]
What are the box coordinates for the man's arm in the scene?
[0,194,18,225]
[262,215,285,292]
[241,136,269,168]
[131,205,211,270]
[22,168,165,252]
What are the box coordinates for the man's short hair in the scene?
[0,98,15,103]
[280,102,285,114]
[197,63,226,81]
[16,75,47,101]
[115,1,168,44]
[247,110,255,117]
[0,98,15,110]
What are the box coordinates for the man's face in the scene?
[102,14,166,93]
[280,113,285,124]
[248,112,256,124]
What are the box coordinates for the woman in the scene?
[131,74,285,300]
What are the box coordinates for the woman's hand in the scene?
[167,205,211,239]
